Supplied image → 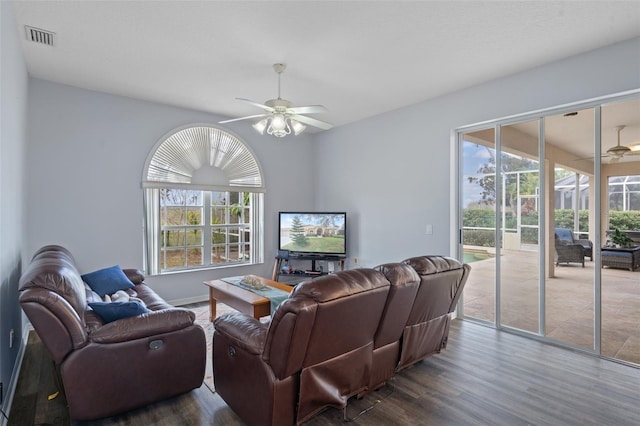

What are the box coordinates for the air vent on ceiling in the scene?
[25,26,55,46]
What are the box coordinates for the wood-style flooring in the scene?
[8,319,640,426]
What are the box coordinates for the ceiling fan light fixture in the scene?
[265,113,291,137]
[290,119,306,135]
[252,118,269,134]
[270,113,286,130]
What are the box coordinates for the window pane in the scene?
[212,228,225,244]
[187,247,203,267]
[186,228,203,245]
[186,207,202,225]
[229,208,240,224]
[229,244,240,262]
[163,248,185,269]
[229,227,240,244]
[164,229,185,247]
[211,246,226,264]
[240,243,250,261]
[211,192,226,206]
[228,245,240,262]
[211,208,225,224]
[164,207,184,225]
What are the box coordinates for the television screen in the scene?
[279,212,346,256]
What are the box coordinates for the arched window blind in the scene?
[144,126,264,189]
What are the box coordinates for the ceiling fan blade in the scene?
[286,105,328,115]
[236,98,275,112]
[290,114,333,130]
[219,114,267,124]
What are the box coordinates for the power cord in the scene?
[343,382,395,422]
[0,407,8,420]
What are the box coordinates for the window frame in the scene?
[142,124,265,275]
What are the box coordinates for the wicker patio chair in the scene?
[555,227,593,261]
[555,234,585,267]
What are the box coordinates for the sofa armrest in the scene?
[89,308,196,344]
[122,268,145,285]
[213,312,268,355]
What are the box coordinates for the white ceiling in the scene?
[9,1,640,131]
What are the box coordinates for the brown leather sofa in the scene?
[18,245,206,421]
[368,262,420,391]
[399,255,471,370]
[213,256,470,425]
[213,268,390,426]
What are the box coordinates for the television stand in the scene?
[272,254,346,284]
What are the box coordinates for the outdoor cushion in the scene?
[555,228,574,241]
[601,250,631,258]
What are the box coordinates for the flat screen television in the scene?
[278,212,346,256]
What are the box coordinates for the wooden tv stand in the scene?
[272,254,346,284]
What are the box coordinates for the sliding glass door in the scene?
[460,129,496,323]
[499,120,540,334]
[457,92,640,365]
[600,98,640,365]
[544,108,595,350]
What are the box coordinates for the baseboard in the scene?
[170,295,209,307]
[0,324,31,426]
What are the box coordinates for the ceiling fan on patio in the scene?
[218,63,333,137]
[575,125,640,163]
[607,125,640,162]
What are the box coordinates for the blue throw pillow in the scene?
[89,301,149,323]
[81,265,135,297]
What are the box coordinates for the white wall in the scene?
[22,36,640,298]
[313,37,640,268]
[0,0,28,414]
[26,80,316,303]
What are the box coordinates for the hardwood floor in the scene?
[9,320,640,426]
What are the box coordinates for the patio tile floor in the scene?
[463,248,640,365]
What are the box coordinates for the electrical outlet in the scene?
[354,256,359,265]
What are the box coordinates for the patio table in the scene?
[600,246,640,271]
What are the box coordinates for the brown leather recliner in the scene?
[213,268,390,426]
[368,262,420,391]
[18,245,206,421]
[399,255,471,371]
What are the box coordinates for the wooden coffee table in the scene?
[202,276,293,322]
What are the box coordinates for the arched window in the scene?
[142,125,264,274]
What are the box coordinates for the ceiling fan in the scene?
[219,63,333,137]
[574,125,640,163]
[605,125,639,162]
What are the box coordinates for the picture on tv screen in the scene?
[279,212,346,255]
